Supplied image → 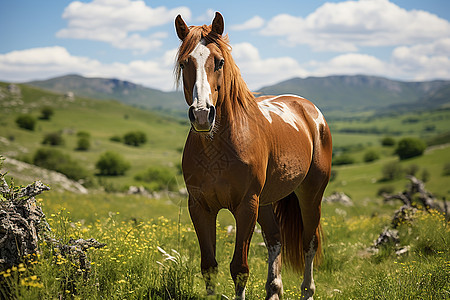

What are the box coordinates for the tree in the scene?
[381,136,396,146]
[76,131,91,151]
[40,106,54,120]
[95,151,130,176]
[42,132,65,146]
[16,114,36,131]
[123,131,147,147]
[363,150,380,163]
[395,137,426,160]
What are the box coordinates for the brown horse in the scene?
[175,12,332,300]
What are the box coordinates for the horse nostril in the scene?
[208,106,216,124]
[188,106,196,123]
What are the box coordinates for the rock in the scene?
[323,192,353,206]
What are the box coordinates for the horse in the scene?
[174,12,332,300]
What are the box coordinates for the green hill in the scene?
[258,75,450,114]
[27,74,186,117]
[0,81,189,191]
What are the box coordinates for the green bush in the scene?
[76,131,91,151]
[381,136,396,146]
[443,163,450,176]
[33,148,89,181]
[76,137,90,151]
[96,151,130,176]
[39,106,54,120]
[42,132,65,146]
[380,161,403,181]
[134,166,176,191]
[332,154,355,166]
[16,114,36,131]
[395,137,426,160]
[109,135,122,143]
[123,131,147,147]
[363,150,380,163]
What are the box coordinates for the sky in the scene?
[0,0,449,91]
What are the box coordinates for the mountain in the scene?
[27,74,186,117]
[257,75,450,113]
[26,74,450,117]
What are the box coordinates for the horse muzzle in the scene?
[188,105,216,132]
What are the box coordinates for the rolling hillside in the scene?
[26,74,450,118]
[258,75,450,113]
[0,81,188,190]
[27,74,186,117]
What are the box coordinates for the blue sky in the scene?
[1,0,449,91]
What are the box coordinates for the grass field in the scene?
[1,82,450,299]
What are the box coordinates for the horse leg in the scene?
[258,204,283,300]
[230,196,259,300]
[295,171,328,300]
[188,196,218,295]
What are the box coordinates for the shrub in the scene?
[76,137,90,151]
[39,106,54,120]
[377,185,395,196]
[332,154,355,166]
[96,151,130,176]
[16,114,36,131]
[134,166,176,191]
[123,131,147,147]
[404,164,419,176]
[33,148,89,180]
[395,137,426,160]
[109,135,122,143]
[380,161,403,181]
[363,150,380,163]
[76,131,91,151]
[381,136,396,147]
[42,132,65,146]
[443,163,450,176]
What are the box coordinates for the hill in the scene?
[27,74,186,117]
[257,75,450,114]
[0,81,188,190]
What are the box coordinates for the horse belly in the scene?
[259,151,311,206]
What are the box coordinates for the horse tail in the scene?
[273,192,323,273]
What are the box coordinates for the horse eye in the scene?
[215,59,224,71]
[179,63,185,70]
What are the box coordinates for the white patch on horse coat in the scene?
[301,237,316,299]
[258,96,303,131]
[190,40,212,110]
[313,104,326,133]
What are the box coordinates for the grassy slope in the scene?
[0,82,189,189]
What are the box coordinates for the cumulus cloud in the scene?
[0,46,177,91]
[308,53,389,77]
[231,42,308,89]
[56,0,190,53]
[230,16,265,31]
[392,38,450,80]
[262,0,450,52]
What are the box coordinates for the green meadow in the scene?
[1,82,449,299]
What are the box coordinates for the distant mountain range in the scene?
[27,74,186,116]
[26,74,450,116]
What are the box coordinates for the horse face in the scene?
[176,13,225,133]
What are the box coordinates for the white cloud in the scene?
[308,53,388,77]
[392,38,450,80]
[230,16,265,31]
[0,46,177,91]
[262,0,450,52]
[56,0,191,53]
[232,42,308,89]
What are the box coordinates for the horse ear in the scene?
[175,14,189,41]
[211,12,224,36]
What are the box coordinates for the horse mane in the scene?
[175,24,255,119]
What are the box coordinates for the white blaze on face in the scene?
[190,40,212,110]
